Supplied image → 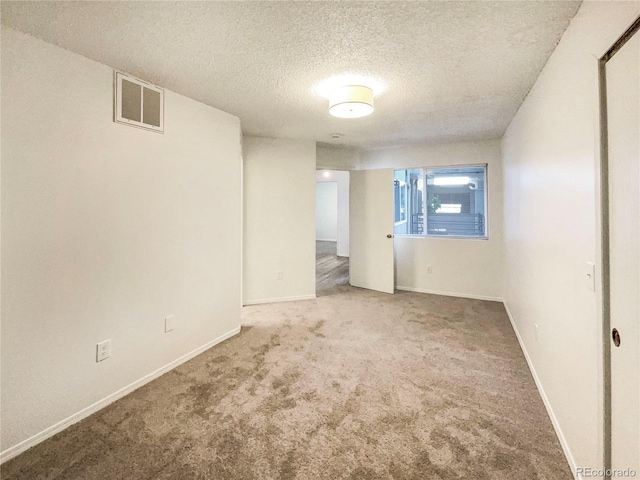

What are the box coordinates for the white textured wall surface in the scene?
[316,170,350,257]
[501,1,640,475]
[361,139,503,300]
[243,137,316,305]
[315,182,338,241]
[316,145,359,170]
[1,28,242,455]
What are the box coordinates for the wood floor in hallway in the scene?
[316,241,349,295]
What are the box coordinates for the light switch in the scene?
[585,262,596,292]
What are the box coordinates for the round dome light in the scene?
[329,85,374,118]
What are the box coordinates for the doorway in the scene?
[315,170,349,295]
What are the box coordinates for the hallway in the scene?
[315,241,349,296]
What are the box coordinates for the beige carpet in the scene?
[2,287,572,479]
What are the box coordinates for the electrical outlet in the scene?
[534,324,539,341]
[96,339,111,362]
[426,265,433,274]
[165,315,175,333]
[276,270,284,280]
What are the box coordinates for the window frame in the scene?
[394,179,408,227]
[394,163,489,240]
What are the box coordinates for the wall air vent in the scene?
[114,71,164,133]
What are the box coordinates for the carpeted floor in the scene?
[1,287,572,479]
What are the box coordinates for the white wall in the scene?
[243,137,316,305]
[1,28,242,458]
[316,170,350,257]
[360,139,503,300]
[315,182,338,241]
[316,144,359,170]
[501,1,640,476]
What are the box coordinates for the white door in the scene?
[349,169,395,294]
[607,28,639,473]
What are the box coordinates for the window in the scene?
[393,165,487,238]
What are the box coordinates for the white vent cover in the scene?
[114,71,164,132]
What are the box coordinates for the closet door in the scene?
[606,25,640,473]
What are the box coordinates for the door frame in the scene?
[598,15,640,478]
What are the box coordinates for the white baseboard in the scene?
[0,326,241,464]
[503,302,579,479]
[243,294,316,306]
[396,285,503,302]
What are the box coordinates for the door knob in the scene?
[612,328,621,347]
[387,234,393,238]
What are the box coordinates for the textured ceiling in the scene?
[1,1,581,149]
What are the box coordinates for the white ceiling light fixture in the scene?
[314,74,386,99]
[329,85,374,119]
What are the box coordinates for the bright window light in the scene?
[393,165,488,238]
[433,176,470,186]
[436,204,462,214]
